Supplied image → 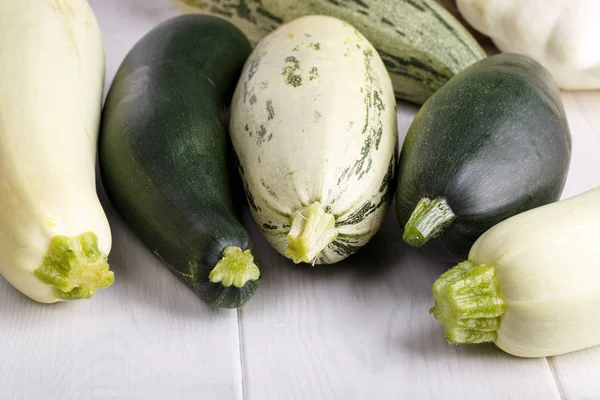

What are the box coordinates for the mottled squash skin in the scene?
[172,0,487,104]
[230,16,397,265]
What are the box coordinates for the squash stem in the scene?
[34,232,114,300]
[430,261,507,344]
[209,246,260,288]
[403,197,455,247]
[285,202,338,264]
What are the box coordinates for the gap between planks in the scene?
[546,357,566,400]
[237,309,247,400]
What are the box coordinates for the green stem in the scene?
[403,197,455,247]
[209,247,260,288]
[34,232,114,300]
[430,261,507,344]
[285,202,338,264]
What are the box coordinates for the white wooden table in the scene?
[2,1,600,399]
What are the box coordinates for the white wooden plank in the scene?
[0,1,243,398]
[238,106,561,400]
[545,91,600,400]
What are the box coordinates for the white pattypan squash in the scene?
[458,0,600,90]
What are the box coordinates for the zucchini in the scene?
[99,15,260,308]
[171,0,487,104]
[395,54,572,263]
[229,16,397,264]
[0,0,113,303]
[431,186,600,357]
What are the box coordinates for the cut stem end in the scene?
[430,261,506,344]
[209,246,260,288]
[34,232,114,301]
[285,202,337,264]
[403,197,455,247]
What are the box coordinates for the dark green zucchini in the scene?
[395,54,572,263]
[99,15,259,308]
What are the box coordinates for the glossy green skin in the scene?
[99,15,258,308]
[395,54,572,263]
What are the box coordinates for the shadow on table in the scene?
[98,166,449,321]
[244,200,452,287]
[396,318,512,362]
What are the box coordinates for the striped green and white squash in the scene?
[172,0,487,104]
[230,15,397,264]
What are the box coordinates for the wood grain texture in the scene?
[1,0,599,399]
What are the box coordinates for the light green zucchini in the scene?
[171,0,487,104]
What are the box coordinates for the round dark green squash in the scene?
[99,15,259,308]
[395,54,572,263]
